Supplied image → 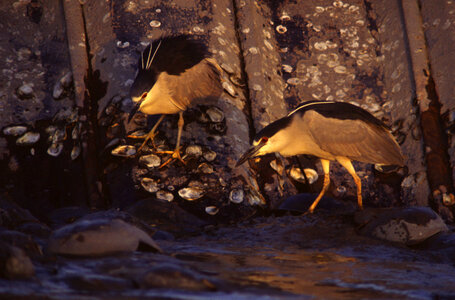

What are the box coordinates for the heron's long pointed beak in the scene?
[128,97,145,123]
[235,141,266,167]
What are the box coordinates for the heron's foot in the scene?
[136,132,158,153]
[157,147,186,168]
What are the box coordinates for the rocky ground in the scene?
[1,0,455,298]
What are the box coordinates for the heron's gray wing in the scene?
[304,110,403,165]
[161,59,222,109]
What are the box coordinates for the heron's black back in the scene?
[290,100,388,129]
[139,34,209,75]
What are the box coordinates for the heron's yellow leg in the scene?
[158,111,186,168]
[336,157,363,210]
[137,114,165,152]
[308,159,331,213]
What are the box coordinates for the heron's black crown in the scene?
[130,34,210,99]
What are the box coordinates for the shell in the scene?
[53,81,64,99]
[47,143,64,157]
[178,187,204,201]
[222,81,237,97]
[246,191,262,205]
[206,107,224,123]
[16,132,40,145]
[71,145,81,160]
[203,149,217,162]
[229,189,244,204]
[156,190,174,202]
[443,193,455,206]
[139,154,161,168]
[205,206,219,215]
[128,130,147,139]
[51,129,66,143]
[270,159,284,175]
[282,65,293,73]
[3,125,27,136]
[197,163,214,174]
[288,166,318,184]
[185,145,202,157]
[60,72,73,88]
[149,20,161,27]
[141,177,160,193]
[111,145,136,157]
[276,25,287,34]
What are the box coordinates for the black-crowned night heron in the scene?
[128,34,222,167]
[236,100,404,213]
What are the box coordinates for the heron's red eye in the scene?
[261,137,268,143]
[141,92,147,98]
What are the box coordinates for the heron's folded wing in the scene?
[304,110,403,165]
[163,59,222,109]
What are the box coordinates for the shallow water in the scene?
[1,214,455,299]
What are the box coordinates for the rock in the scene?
[356,207,448,245]
[0,242,35,279]
[137,264,216,291]
[126,199,208,235]
[16,222,51,239]
[47,218,161,256]
[0,197,40,229]
[278,193,350,213]
[47,206,91,228]
[0,230,42,258]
